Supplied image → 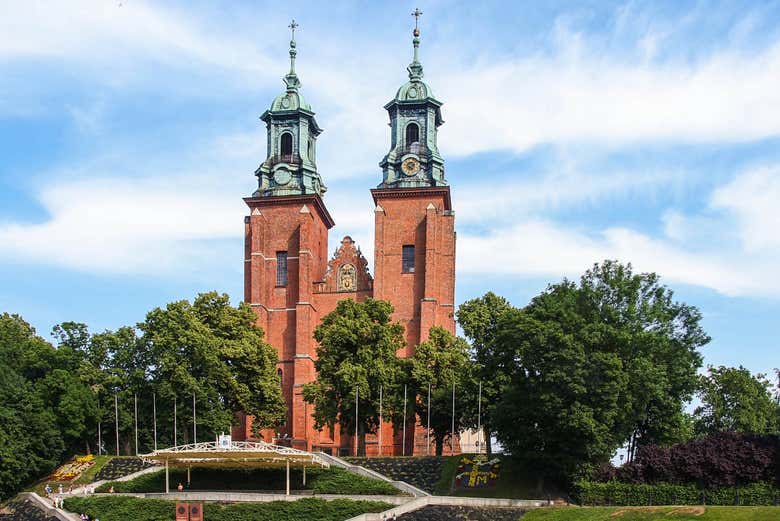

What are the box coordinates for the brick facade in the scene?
[233,186,457,456]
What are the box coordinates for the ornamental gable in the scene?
[317,236,373,293]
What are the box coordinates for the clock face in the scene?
[274,168,292,185]
[401,157,420,176]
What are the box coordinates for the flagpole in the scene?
[174,398,177,447]
[134,393,138,456]
[193,392,197,444]
[378,385,383,456]
[153,392,157,451]
[451,381,455,455]
[402,384,407,456]
[477,381,482,455]
[114,394,119,456]
[427,383,431,456]
[354,387,359,456]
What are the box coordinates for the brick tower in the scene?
[236,19,456,456]
[372,16,456,455]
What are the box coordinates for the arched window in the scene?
[405,122,420,147]
[308,138,314,161]
[277,368,283,387]
[280,132,293,157]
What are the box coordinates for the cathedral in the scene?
[232,17,456,456]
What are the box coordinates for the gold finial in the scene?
[411,8,422,37]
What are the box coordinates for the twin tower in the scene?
[235,20,456,456]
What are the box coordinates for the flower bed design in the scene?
[51,455,95,482]
[94,458,154,482]
[395,505,527,520]
[454,456,501,490]
[345,457,447,494]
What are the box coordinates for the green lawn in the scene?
[96,466,403,495]
[523,506,780,520]
[65,495,392,521]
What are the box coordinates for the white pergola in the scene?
[140,440,329,495]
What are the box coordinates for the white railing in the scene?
[140,441,329,468]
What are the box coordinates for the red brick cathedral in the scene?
[233,20,456,456]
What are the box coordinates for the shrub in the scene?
[594,432,779,488]
[96,466,401,495]
[574,481,780,506]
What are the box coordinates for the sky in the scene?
[0,0,778,381]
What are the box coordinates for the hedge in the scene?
[64,495,393,521]
[95,466,402,495]
[574,481,780,506]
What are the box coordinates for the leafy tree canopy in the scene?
[456,292,514,455]
[492,261,709,482]
[302,299,405,451]
[694,365,780,436]
[408,326,472,455]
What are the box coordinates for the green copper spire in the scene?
[377,8,446,189]
[253,20,326,198]
[407,8,424,80]
[283,19,301,91]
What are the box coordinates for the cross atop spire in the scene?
[408,8,424,80]
[411,8,422,34]
[284,19,301,91]
[289,19,298,41]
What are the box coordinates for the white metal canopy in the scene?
[139,440,329,495]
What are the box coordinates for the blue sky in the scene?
[0,0,778,381]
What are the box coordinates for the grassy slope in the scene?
[64,495,392,521]
[97,466,403,495]
[27,455,115,495]
[523,506,780,520]
[434,455,565,500]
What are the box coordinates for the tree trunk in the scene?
[84,439,92,455]
[435,438,444,456]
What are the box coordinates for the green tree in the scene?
[409,327,472,455]
[694,365,780,436]
[0,314,66,500]
[140,292,286,441]
[456,292,514,455]
[302,299,405,455]
[492,261,709,483]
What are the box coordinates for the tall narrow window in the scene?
[276,251,288,286]
[405,122,419,147]
[402,245,415,273]
[280,132,293,157]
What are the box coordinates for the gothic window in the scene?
[277,368,283,387]
[405,122,420,147]
[280,132,293,158]
[402,245,415,273]
[276,251,288,286]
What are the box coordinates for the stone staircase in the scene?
[346,457,447,494]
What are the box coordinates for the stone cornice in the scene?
[243,193,335,229]
[370,186,451,211]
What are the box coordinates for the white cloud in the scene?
[710,165,780,253]
[0,174,243,275]
[457,165,780,298]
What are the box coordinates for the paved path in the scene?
[106,491,412,505]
